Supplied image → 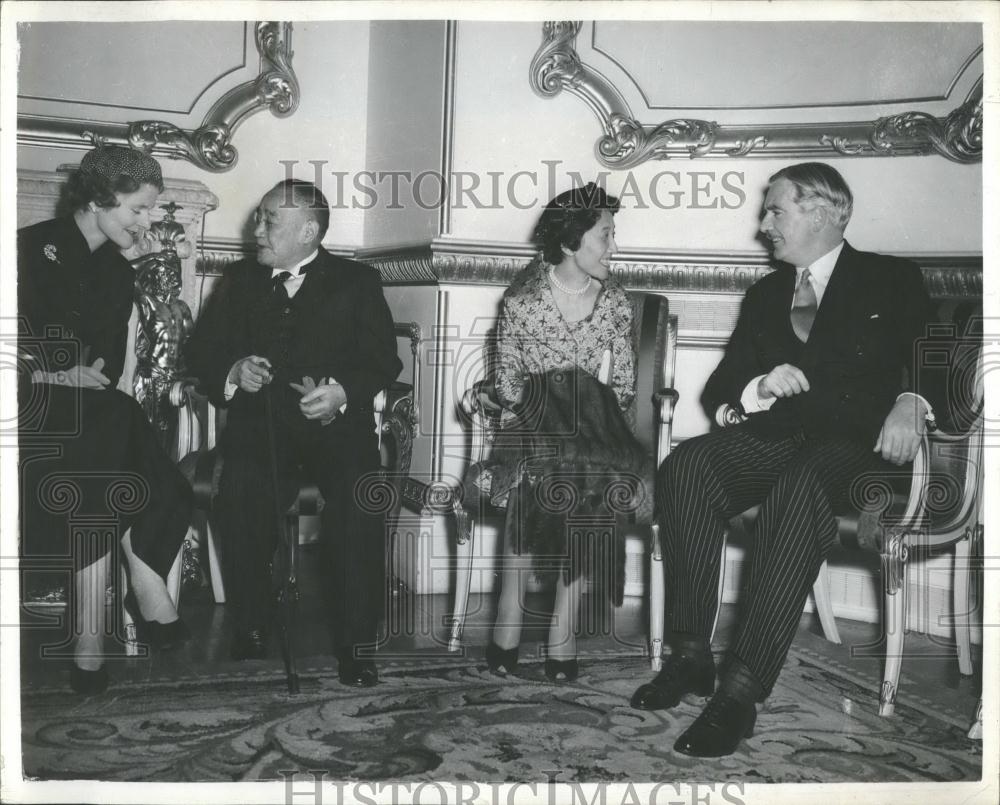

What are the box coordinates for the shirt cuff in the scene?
[896,392,934,421]
[741,375,777,414]
[322,377,348,414]
[224,362,241,400]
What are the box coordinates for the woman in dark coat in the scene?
[18,145,193,693]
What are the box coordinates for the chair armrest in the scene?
[899,431,930,531]
[461,380,502,417]
[653,387,679,420]
[717,403,748,428]
[169,378,208,460]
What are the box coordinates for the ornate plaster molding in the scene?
[191,237,982,299]
[530,21,983,166]
[18,22,299,173]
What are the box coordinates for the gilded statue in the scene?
[130,202,194,455]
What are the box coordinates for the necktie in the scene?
[790,268,817,342]
[272,271,292,302]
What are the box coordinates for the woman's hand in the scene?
[33,357,110,389]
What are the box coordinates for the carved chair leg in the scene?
[120,564,139,658]
[952,536,974,676]
[449,502,475,652]
[165,540,183,609]
[812,559,842,645]
[710,534,729,646]
[968,697,983,740]
[879,532,909,717]
[649,523,665,671]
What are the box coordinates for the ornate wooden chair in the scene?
[448,294,678,670]
[650,304,983,716]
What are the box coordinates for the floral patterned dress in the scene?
[483,257,642,595]
[496,257,636,414]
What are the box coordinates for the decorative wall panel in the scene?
[530,21,983,165]
[17,21,299,172]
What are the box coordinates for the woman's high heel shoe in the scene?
[123,590,190,650]
[485,642,519,676]
[70,663,109,695]
[544,658,579,683]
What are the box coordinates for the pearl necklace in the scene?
[548,266,592,296]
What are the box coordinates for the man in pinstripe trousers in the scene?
[631,162,942,757]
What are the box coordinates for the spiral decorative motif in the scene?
[923,474,961,519]
[534,476,579,516]
[258,74,297,116]
[848,474,895,515]
[425,480,458,514]
[603,476,644,515]
[601,115,721,167]
[529,21,584,98]
[106,475,151,514]
[819,134,863,155]
[721,405,746,427]
[38,476,81,515]
[354,474,400,515]
[193,125,237,170]
[726,136,769,156]
[869,83,982,164]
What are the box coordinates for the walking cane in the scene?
[263,381,300,694]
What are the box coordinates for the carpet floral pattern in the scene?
[21,646,980,783]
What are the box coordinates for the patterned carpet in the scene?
[20,644,980,784]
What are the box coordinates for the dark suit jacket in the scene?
[702,242,942,444]
[187,247,402,448]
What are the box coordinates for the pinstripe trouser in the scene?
[658,421,888,695]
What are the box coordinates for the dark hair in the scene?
[533,182,620,264]
[272,179,330,242]
[60,145,164,214]
[768,162,853,229]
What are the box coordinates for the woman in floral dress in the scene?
[483,182,641,682]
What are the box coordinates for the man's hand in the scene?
[229,356,272,393]
[290,377,347,424]
[757,364,810,400]
[34,357,111,389]
[875,397,927,465]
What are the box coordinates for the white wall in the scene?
[17,21,374,249]
[363,21,447,247]
[446,22,983,255]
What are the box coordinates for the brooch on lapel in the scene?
[43,244,60,264]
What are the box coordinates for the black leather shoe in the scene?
[124,590,191,650]
[673,690,757,758]
[485,642,519,676]
[230,628,268,661]
[336,650,378,687]
[630,653,716,710]
[544,658,579,683]
[70,663,109,695]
